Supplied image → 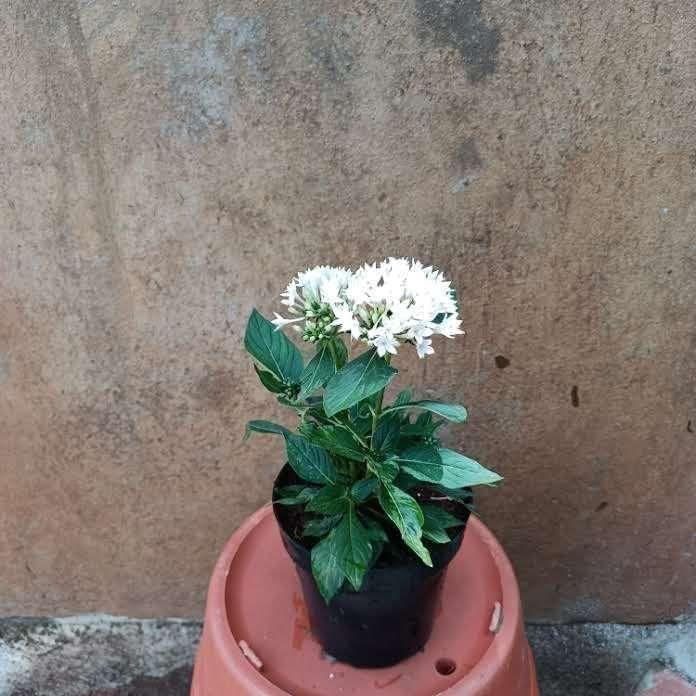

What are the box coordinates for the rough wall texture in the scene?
[0,0,694,622]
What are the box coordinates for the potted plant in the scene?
[243,258,502,668]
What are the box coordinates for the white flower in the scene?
[341,257,463,357]
[280,281,298,307]
[416,337,434,359]
[405,323,434,344]
[298,266,351,305]
[438,314,464,338]
[272,266,352,342]
[272,258,463,358]
[367,326,399,357]
[331,305,362,340]
[271,312,303,330]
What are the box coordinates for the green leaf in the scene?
[245,420,291,440]
[378,482,432,566]
[421,504,465,529]
[332,338,349,369]
[306,484,350,514]
[395,445,443,484]
[361,515,389,543]
[392,389,412,407]
[275,484,312,497]
[323,349,397,417]
[298,423,365,462]
[394,470,420,490]
[275,484,307,496]
[299,343,336,398]
[421,504,464,544]
[368,457,399,482]
[335,505,373,591]
[276,396,309,410]
[254,366,286,394]
[310,505,373,601]
[347,400,375,436]
[285,434,338,485]
[311,526,346,602]
[372,414,401,453]
[384,400,468,423]
[360,514,389,566]
[439,448,503,489]
[274,485,318,505]
[245,309,303,384]
[303,514,343,537]
[399,412,440,439]
[351,477,378,502]
[422,526,451,544]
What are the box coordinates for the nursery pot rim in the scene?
[202,504,524,695]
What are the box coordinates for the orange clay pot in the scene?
[191,505,538,696]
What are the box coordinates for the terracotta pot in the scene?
[191,505,539,695]
[272,464,470,667]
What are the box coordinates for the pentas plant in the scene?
[244,258,501,602]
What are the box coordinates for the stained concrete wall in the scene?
[0,0,694,622]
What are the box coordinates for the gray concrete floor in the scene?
[527,623,696,696]
[1,617,695,695]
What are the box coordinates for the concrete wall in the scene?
[0,0,694,622]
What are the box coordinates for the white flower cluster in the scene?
[272,258,463,358]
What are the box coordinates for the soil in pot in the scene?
[272,464,472,668]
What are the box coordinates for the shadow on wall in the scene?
[415,0,501,81]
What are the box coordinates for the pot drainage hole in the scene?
[435,658,457,676]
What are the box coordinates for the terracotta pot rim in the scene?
[202,504,523,695]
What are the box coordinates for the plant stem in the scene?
[327,339,339,368]
[370,355,391,440]
[371,397,382,439]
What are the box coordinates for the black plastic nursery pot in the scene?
[272,464,470,668]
